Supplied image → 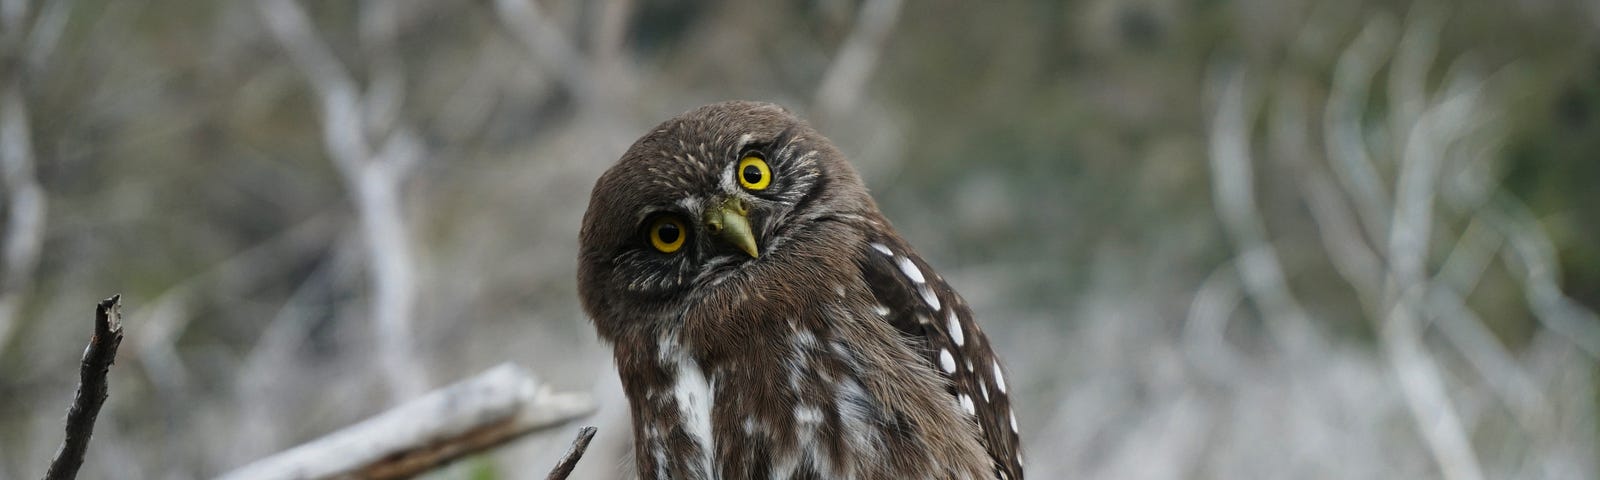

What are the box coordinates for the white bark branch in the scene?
[1323,16,1395,244]
[492,0,595,103]
[1209,16,1502,474]
[0,0,61,358]
[1485,193,1600,358]
[814,0,903,120]
[216,363,596,480]
[0,85,45,355]
[1204,66,1319,352]
[255,0,429,399]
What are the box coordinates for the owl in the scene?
[578,101,1023,479]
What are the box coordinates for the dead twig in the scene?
[42,295,125,480]
[545,426,597,480]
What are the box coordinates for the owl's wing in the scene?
[858,235,1024,480]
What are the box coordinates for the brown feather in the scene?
[579,101,1023,479]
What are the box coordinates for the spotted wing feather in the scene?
[858,234,1024,479]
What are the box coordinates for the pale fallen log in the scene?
[218,363,595,480]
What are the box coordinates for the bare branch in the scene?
[0,83,45,355]
[1324,15,1491,479]
[1424,283,1550,431]
[256,0,429,399]
[1283,45,1548,457]
[1204,65,1319,352]
[1486,193,1600,358]
[1387,5,1443,151]
[1214,26,1496,475]
[0,0,61,359]
[813,0,904,119]
[492,0,594,102]
[42,295,125,480]
[217,364,596,480]
[545,426,597,480]
[1269,78,1384,309]
[1323,15,1396,239]
[1379,295,1484,480]
[1182,261,1250,385]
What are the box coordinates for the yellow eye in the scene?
[649,216,687,253]
[738,156,772,191]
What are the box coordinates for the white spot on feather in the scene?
[836,378,882,457]
[796,405,823,425]
[735,133,754,151]
[794,329,817,347]
[958,394,975,415]
[870,243,893,256]
[663,344,714,473]
[1009,409,1019,433]
[872,305,890,316]
[947,311,964,346]
[918,284,942,310]
[938,349,956,374]
[895,256,926,283]
[994,360,1008,394]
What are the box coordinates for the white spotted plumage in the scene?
[867,240,1024,479]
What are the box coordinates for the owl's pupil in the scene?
[657,223,680,243]
[742,164,763,185]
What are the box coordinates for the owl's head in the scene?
[578,101,873,337]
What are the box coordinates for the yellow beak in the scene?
[705,197,759,258]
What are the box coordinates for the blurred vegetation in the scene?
[0,0,1597,478]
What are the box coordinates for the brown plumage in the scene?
[578,101,1023,479]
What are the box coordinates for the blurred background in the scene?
[1,0,1598,478]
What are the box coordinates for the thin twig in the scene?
[545,426,597,480]
[42,295,125,480]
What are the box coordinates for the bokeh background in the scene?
[2,0,1598,478]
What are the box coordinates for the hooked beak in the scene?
[705,197,759,258]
